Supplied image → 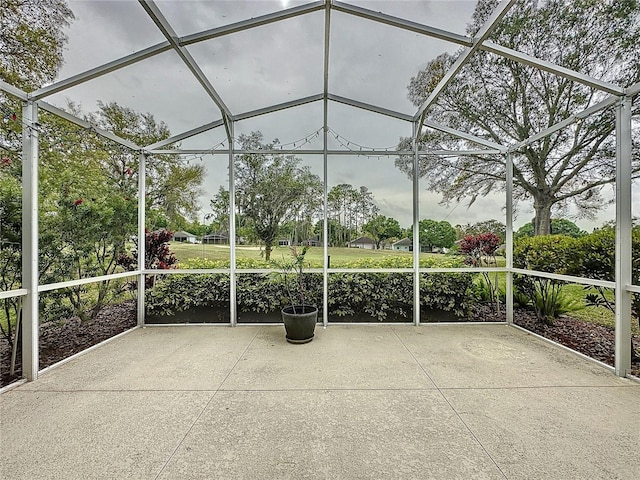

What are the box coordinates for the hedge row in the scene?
[513,228,640,322]
[145,270,476,322]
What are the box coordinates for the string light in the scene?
[326,127,398,156]
[229,128,323,151]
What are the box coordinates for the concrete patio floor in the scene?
[1,324,639,479]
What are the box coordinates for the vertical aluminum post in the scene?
[228,120,237,326]
[137,152,146,326]
[21,101,39,380]
[322,122,329,328]
[412,122,420,325]
[505,152,514,324]
[322,0,331,328]
[615,97,632,377]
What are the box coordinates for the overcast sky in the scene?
[46,0,621,231]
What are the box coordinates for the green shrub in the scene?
[513,235,579,324]
[420,272,476,318]
[574,227,640,322]
[145,270,476,322]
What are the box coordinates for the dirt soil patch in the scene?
[1,302,638,387]
[1,301,137,387]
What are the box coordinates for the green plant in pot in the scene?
[275,245,318,344]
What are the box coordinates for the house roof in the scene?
[173,231,196,238]
[349,236,376,245]
[392,238,412,246]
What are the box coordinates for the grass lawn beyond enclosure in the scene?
[170,242,455,267]
[166,242,629,332]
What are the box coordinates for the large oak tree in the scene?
[397,0,640,235]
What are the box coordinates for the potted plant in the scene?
[275,245,318,343]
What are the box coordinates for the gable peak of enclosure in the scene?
[1,0,638,385]
[3,0,638,153]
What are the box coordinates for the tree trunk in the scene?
[264,242,272,261]
[533,199,553,236]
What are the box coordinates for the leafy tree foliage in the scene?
[0,171,21,344]
[411,219,456,252]
[363,215,402,249]
[88,102,205,226]
[212,132,322,260]
[397,0,640,235]
[515,218,586,239]
[327,183,378,246]
[514,235,581,323]
[0,0,74,90]
[459,232,503,313]
[456,219,506,242]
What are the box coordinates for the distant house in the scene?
[202,232,229,244]
[392,238,412,252]
[278,238,291,246]
[347,236,376,250]
[301,235,321,247]
[172,231,197,243]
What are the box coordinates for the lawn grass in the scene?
[169,242,435,267]
[170,242,509,268]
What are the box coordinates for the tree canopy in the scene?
[411,219,457,252]
[0,0,74,91]
[515,218,586,240]
[363,215,402,249]
[397,0,640,235]
[212,132,323,260]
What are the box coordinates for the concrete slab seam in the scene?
[152,326,263,480]
[390,326,510,480]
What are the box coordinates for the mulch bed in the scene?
[1,301,137,387]
[513,311,640,376]
[1,302,638,387]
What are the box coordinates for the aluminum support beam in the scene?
[0,80,28,100]
[145,119,225,151]
[149,148,499,156]
[139,0,233,135]
[412,122,420,325]
[233,94,324,122]
[137,152,146,327]
[30,43,172,100]
[181,1,325,46]
[415,0,517,126]
[37,101,141,151]
[331,1,472,47]
[505,153,514,324]
[150,149,416,155]
[322,0,331,328]
[228,121,237,326]
[481,42,624,96]
[147,94,324,152]
[627,81,640,96]
[511,95,618,151]
[327,94,413,122]
[422,119,507,151]
[21,101,39,381]
[614,97,632,377]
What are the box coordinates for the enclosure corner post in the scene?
[137,151,146,327]
[614,97,632,377]
[412,121,420,326]
[21,100,39,381]
[505,152,514,324]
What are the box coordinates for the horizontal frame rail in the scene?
[510,268,616,289]
[0,289,28,300]
[38,271,140,293]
